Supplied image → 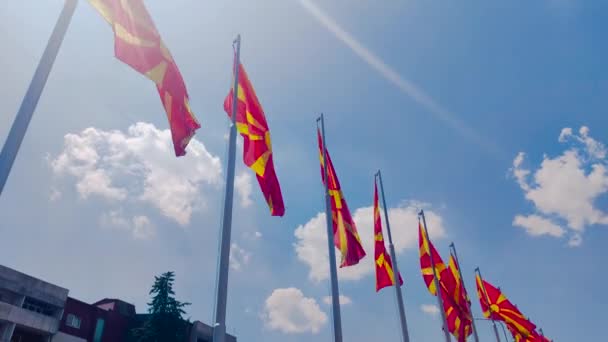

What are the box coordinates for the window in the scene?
[22,297,54,316]
[66,314,81,329]
[93,318,105,342]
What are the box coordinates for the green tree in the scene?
[131,271,191,342]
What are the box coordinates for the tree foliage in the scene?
[131,271,191,342]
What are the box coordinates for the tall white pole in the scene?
[419,210,451,342]
[212,34,241,342]
[376,170,410,342]
[475,268,501,342]
[0,0,78,196]
[317,114,343,342]
[449,242,479,342]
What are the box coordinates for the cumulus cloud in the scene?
[294,202,446,282]
[513,214,565,237]
[558,126,607,159]
[229,243,251,271]
[511,126,608,245]
[235,172,253,208]
[262,288,327,334]
[420,304,440,317]
[511,152,530,191]
[50,122,222,225]
[100,211,155,240]
[322,295,351,306]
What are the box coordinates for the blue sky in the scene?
[1,1,607,341]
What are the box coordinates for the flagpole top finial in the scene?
[449,242,454,248]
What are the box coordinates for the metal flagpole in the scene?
[449,243,480,342]
[212,34,241,342]
[375,170,410,342]
[419,210,451,342]
[475,267,501,342]
[317,114,343,342]
[0,0,78,197]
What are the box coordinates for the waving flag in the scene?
[224,60,285,216]
[507,324,551,342]
[442,295,472,342]
[373,181,402,291]
[88,0,200,156]
[317,130,366,267]
[442,256,473,342]
[419,221,446,295]
[476,274,537,338]
[419,222,472,341]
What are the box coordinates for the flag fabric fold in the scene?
[224,60,285,216]
[419,221,446,295]
[507,324,551,342]
[441,255,473,342]
[88,0,200,156]
[419,222,472,341]
[373,181,403,291]
[317,130,366,267]
[475,274,538,339]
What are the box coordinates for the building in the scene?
[55,297,133,342]
[0,264,68,342]
[0,265,236,342]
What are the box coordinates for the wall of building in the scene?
[59,298,132,342]
[0,301,59,335]
[0,265,68,310]
[52,332,86,342]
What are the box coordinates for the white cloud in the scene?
[420,304,440,317]
[50,123,222,225]
[558,127,573,142]
[76,169,127,200]
[513,214,565,237]
[559,126,607,159]
[49,188,62,202]
[294,202,446,282]
[512,152,530,191]
[512,126,608,245]
[322,295,351,305]
[229,243,251,271]
[262,288,327,334]
[235,172,253,208]
[242,231,263,240]
[568,233,583,247]
[132,216,155,240]
[100,211,155,240]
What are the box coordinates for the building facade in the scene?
[0,265,236,342]
[0,264,68,342]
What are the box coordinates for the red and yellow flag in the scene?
[442,293,473,342]
[419,221,446,295]
[317,130,366,267]
[419,222,472,341]
[441,256,473,342]
[88,0,200,156]
[476,274,537,338]
[507,324,551,342]
[224,61,285,216]
[373,181,403,291]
